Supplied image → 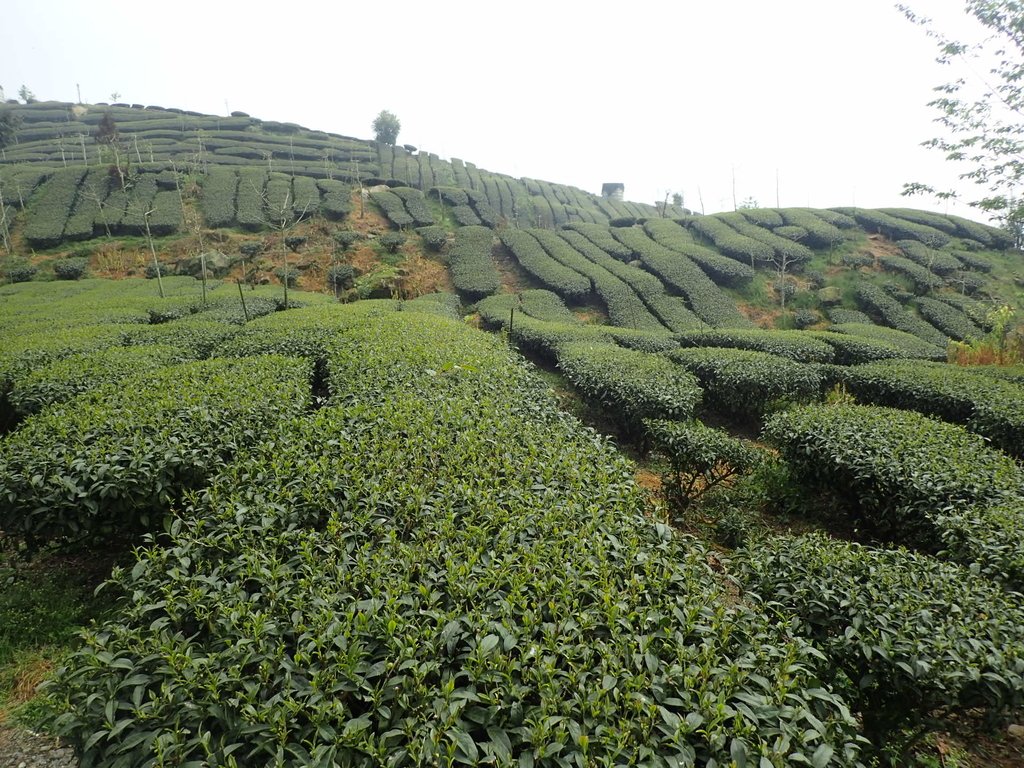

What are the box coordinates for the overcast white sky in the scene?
[0,0,998,219]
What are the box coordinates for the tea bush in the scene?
[0,356,312,545]
[764,403,1024,548]
[676,328,835,363]
[914,296,983,341]
[670,347,822,419]
[854,285,948,347]
[687,215,775,266]
[498,229,591,301]
[447,226,500,300]
[48,312,863,766]
[391,187,435,226]
[643,218,756,287]
[777,209,846,249]
[739,533,1024,759]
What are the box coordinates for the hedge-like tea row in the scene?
[291,174,321,220]
[120,318,240,358]
[498,229,592,301]
[718,212,814,266]
[49,311,863,766]
[945,212,1015,249]
[806,330,907,365]
[23,167,87,247]
[369,187,414,227]
[736,207,784,228]
[235,167,267,230]
[855,284,948,347]
[643,219,756,287]
[764,403,1024,548]
[8,345,190,416]
[466,187,500,227]
[776,209,846,248]
[562,221,633,261]
[830,321,946,360]
[557,341,702,426]
[317,178,352,220]
[686,215,775,266]
[839,208,952,248]
[611,226,752,329]
[669,347,822,419]
[838,359,1024,458]
[530,229,664,331]
[894,240,962,275]
[477,290,580,327]
[447,225,500,300]
[953,249,993,272]
[0,355,312,544]
[915,296,983,341]
[391,186,436,226]
[556,229,695,332]
[676,328,835,363]
[196,167,236,228]
[877,254,943,292]
[739,533,1024,757]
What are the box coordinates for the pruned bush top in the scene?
[48,311,863,767]
[739,533,1024,757]
[0,355,312,544]
[764,403,1024,545]
[557,341,702,425]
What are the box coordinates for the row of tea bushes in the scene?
[676,328,834,363]
[914,296,984,341]
[447,226,501,301]
[476,290,581,327]
[642,219,756,287]
[556,229,697,332]
[669,347,822,420]
[497,229,592,301]
[738,533,1024,759]
[529,228,665,331]
[764,402,1024,584]
[556,341,702,429]
[611,226,753,328]
[836,359,1024,457]
[48,310,864,766]
[0,355,312,545]
[854,285,949,348]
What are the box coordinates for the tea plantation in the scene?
[1,98,1024,767]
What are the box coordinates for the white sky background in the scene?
[0,0,999,220]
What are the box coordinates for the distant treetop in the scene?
[372,110,401,145]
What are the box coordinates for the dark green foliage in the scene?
[643,218,756,287]
[842,208,952,247]
[447,225,500,300]
[370,187,414,228]
[563,221,633,261]
[611,226,752,329]
[327,263,354,292]
[737,208,783,228]
[764,403,1024,546]
[274,266,299,287]
[777,209,846,248]
[687,215,775,266]
[739,533,1024,759]
[477,290,580,328]
[953,249,993,272]
[415,224,448,252]
[808,331,908,365]
[878,254,943,292]
[934,500,1024,591]
[676,328,834,363]
[52,257,87,280]
[793,309,819,329]
[841,251,873,268]
[24,167,86,247]
[945,269,987,294]
[378,231,406,253]
[645,418,764,513]
[465,188,499,227]
[391,187,435,226]
[264,174,293,226]
[829,322,946,360]
[894,240,962,275]
[332,230,361,251]
[284,235,306,252]
[557,342,702,427]
[235,168,267,231]
[915,296,983,341]
[532,229,664,331]
[4,262,37,283]
[718,212,814,266]
[200,169,238,228]
[291,175,320,220]
[670,347,822,419]
[826,308,872,325]
[555,229,695,332]
[0,356,311,545]
[8,345,189,416]
[47,311,863,768]
[855,284,949,347]
[775,225,809,242]
[945,213,1014,249]
[121,319,239,359]
[317,179,352,221]
[498,229,591,301]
